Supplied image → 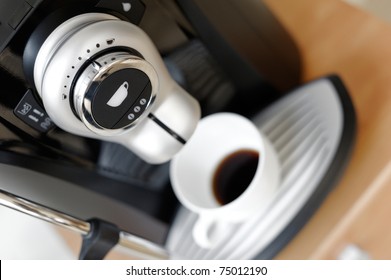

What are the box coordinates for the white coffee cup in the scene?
[170,113,280,249]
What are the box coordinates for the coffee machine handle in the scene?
[25,13,201,164]
[115,36,201,164]
[118,80,201,164]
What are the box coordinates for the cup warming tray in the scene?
[166,75,356,259]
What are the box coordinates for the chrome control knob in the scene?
[73,52,158,135]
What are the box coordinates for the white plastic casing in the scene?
[33,13,200,164]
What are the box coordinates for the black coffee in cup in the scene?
[213,149,259,205]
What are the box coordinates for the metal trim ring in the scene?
[73,52,158,136]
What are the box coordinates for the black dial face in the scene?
[90,68,152,129]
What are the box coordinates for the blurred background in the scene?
[346,0,391,23]
[1,0,391,259]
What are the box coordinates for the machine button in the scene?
[1,0,37,51]
[0,23,13,52]
[113,82,152,129]
[14,89,55,133]
[96,0,145,25]
[91,68,149,129]
[8,1,32,29]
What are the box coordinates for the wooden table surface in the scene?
[263,0,391,259]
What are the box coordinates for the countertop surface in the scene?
[263,0,391,259]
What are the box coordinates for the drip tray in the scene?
[166,76,356,259]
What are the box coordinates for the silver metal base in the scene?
[0,189,169,259]
[166,77,354,259]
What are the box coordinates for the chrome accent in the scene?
[73,52,158,136]
[0,189,169,260]
[0,189,90,234]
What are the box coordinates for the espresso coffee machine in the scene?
[0,0,355,259]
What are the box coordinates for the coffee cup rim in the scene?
[170,113,278,217]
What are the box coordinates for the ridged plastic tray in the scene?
[166,76,356,259]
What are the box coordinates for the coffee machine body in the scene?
[0,0,300,245]
[0,0,205,219]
